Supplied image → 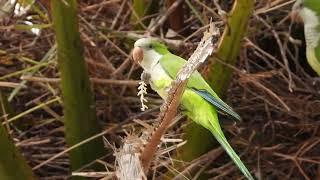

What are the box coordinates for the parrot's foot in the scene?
[311,78,320,94]
[312,77,320,86]
[141,71,151,83]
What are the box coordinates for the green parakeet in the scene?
[292,0,320,76]
[132,38,254,180]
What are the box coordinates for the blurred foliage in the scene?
[130,0,159,29]
[50,0,105,177]
[0,92,35,180]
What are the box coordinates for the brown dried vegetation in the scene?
[0,0,320,179]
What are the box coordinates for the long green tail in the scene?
[209,125,254,180]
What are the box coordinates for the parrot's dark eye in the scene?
[148,44,153,49]
[300,3,304,8]
[299,2,303,8]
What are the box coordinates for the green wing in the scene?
[159,53,241,120]
[314,41,320,75]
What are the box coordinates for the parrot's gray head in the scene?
[291,0,305,23]
[292,0,304,11]
[132,38,155,64]
[132,38,169,70]
[134,38,154,49]
[291,0,319,26]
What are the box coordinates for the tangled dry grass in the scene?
[1,0,320,179]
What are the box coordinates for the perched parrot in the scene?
[132,38,254,180]
[292,0,320,76]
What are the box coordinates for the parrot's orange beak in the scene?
[132,47,143,64]
[290,10,303,24]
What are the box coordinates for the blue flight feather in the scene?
[192,89,241,121]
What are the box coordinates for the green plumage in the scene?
[315,45,320,67]
[160,53,241,120]
[293,0,320,75]
[307,46,320,75]
[158,54,254,180]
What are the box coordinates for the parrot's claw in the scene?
[141,71,151,83]
[164,86,170,94]
[312,77,320,86]
[311,78,320,94]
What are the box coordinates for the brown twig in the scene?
[148,0,184,34]
[0,81,26,88]
[172,147,224,180]
[20,76,139,86]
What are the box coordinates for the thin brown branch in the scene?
[148,0,184,34]
[172,147,224,180]
[20,76,139,86]
[0,81,26,88]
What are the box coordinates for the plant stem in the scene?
[0,92,35,180]
[50,0,105,175]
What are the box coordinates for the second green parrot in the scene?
[292,0,320,76]
[132,38,254,180]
